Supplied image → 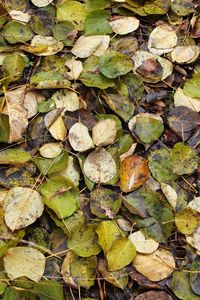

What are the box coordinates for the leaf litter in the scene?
[0,0,199,299]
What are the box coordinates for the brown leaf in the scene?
[120,155,149,193]
[135,291,173,300]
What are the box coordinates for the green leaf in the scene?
[3,21,33,44]
[90,188,122,219]
[52,21,74,46]
[33,280,64,300]
[80,56,115,89]
[0,281,7,295]
[148,148,178,183]
[99,51,133,79]
[38,99,56,113]
[67,224,101,257]
[0,148,31,164]
[86,0,111,12]
[171,0,196,16]
[56,0,87,31]
[96,220,121,254]
[133,115,164,144]
[84,10,112,35]
[107,237,136,271]
[0,114,10,142]
[184,73,200,98]
[71,256,97,289]
[175,208,200,235]
[40,176,79,219]
[143,0,170,14]
[2,54,27,83]
[190,261,200,296]
[170,142,199,175]
[33,150,68,175]
[171,271,200,300]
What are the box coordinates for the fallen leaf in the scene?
[8,10,31,23]
[68,122,94,152]
[160,183,177,210]
[0,148,31,165]
[183,72,200,98]
[148,24,177,55]
[65,57,83,80]
[171,46,199,64]
[31,0,53,7]
[4,187,44,231]
[133,248,175,281]
[135,291,173,300]
[109,17,139,35]
[83,148,117,183]
[188,197,200,213]
[129,230,159,254]
[120,155,149,193]
[51,90,80,113]
[107,237,136,271]
[92,118,117,147]
[71,35,110,58]
[175,207,200,235]
[3,247,45,282]
[174,88,200,112]
[60,156,80,187]
[45,110,67,141]
[39,143,63,159]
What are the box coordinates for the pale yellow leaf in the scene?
[51,90,80,113]
[160,182,177,210]
[92,119,117,147]
[129,231,159,254]
[4,187,44,231]
[39,143,63,158]
[4,247,45,282]
[109,17,139,35]
[68,122,94,152]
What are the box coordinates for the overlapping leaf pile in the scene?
[0,0,199,299]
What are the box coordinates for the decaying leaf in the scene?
[3,247,45,282]
[4,187,44,231]
[72,35,110,58]
[83,148,117,183]
[174,88,200,112]
[160,183,177,211]
[39,143,63,159]
[69,122,94,152]
[51,90,80,113]
[92,119,117,147]
[65,57,83,80]
[171,46,199,64]
[109,17,139,35]
[120,155,149,192]
[135,291,173,300]
[133,248,175,281]
[175,207,200,235]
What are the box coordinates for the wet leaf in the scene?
[40,176,79,219]
[120,155,149,193]
[3,247,45,282]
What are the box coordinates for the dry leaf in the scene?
[148,24,177,55]
[60,156,80,186]
[186,226,200,252]
[92,119,117,147]
[120,143,137,162]
[4,187,44,231]
[174,88,200,112]
[160,182,177,210]
[188,197,200,213]
[129,231,159,254]
[171,46,199,64]
[109,17,139,35]
[120,155,149,193]
[68,122,94,152]
[51,90,80,113]
[71,35,110,58]
[133,248,175,281]
[31,0,53,7]
[9,10,31,23]
[66,57,83,80]
[3,247,45,282]
[45,110,67,141]
[83,148,117,183]
[39,143,63,158]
